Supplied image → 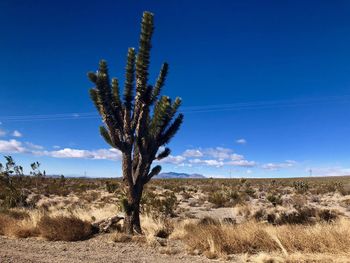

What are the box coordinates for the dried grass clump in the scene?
[183,219,350,258]
[37,215,95,241]
[0,211,39,238]
[112,232,132,242]
[0,213,16,235]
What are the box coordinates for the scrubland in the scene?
[1,176,350,262]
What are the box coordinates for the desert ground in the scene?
[1,176,350,262]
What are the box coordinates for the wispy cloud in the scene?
[25,142,44,150]
[158,155,186,165]
[227,159,256,167]
[48,148,121,160]
[262,160,297,170]
[0,129,6,137]
[309,167,350,177]
[12,130,22,137]
[189,158,224,167]
[236,138,247,144]
[182,149,203,158]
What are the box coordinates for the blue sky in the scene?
[1,0,350,178]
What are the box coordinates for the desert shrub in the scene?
[0,209,29,220]
[198,216,220,226]
[0,190,28,209]
[181,191,192,199]
[293,181,309,194]
[239,178,247,185]
[208,192,226,208]
[244,187,256,198]
[276,207,316,225]
[317,209,338,222]
[105,181,119,193]
[140,191,178,217]
[112,232,132,242]
[154,223,174,238]
[266,194,282,206]
[0,213,15,235]
[11,226,40,238]
[37,215,95,241]
[0,211,38,238]
[253,209,265,221]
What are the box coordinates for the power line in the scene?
[1,95,349,122]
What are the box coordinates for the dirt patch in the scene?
[0,235,217,263]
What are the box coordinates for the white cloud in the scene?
[53,145,61,149]
[12,130,22,137]
[159,155,186,165]
[262,160,297,170]
[230,153,244,161]
[182,149,203,158]
[49,148,121,160]
[0,139,26,153]
[227,159,256,167]
[0,129,6,137]
[189,158,224,167]
[236,138,247,144]
[25,142,44,150]
[204,147,232,160]
[181,147,256,168]
[308,167,350,177]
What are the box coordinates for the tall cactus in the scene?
[88,11,183,234]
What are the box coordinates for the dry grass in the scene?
[182,218,350,258]
[0,210,96,241]
[37,215,95,241]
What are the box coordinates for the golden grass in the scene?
[37,215,94,241]
[0,208,96,241]
[181,218,350,258]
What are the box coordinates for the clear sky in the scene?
[1,0,350,178]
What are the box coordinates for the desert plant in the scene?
[293,180,309,194]
[37,215,96,241]
[105,181,119,193]
[88,11,183,234]
[140,190,177,217]
[208,191,229,208]
[266,193,283,207]
[0,156,27,208]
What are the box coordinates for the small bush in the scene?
[11,226,40,238]
[141,191,178,217]
[112,232,132,242]
[38,215,95,241]
[105,181,119,193]
[266,194,282,206]
[318,209,338,222]
[0,213,15,235]
[198,216,220,226]
[0,209,29,220]
[293,181,309,194]
[208,191,233,208]
[276,207,316,225]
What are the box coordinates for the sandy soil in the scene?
[0,235,218,263]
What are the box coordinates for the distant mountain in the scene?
[156,172,205,179]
